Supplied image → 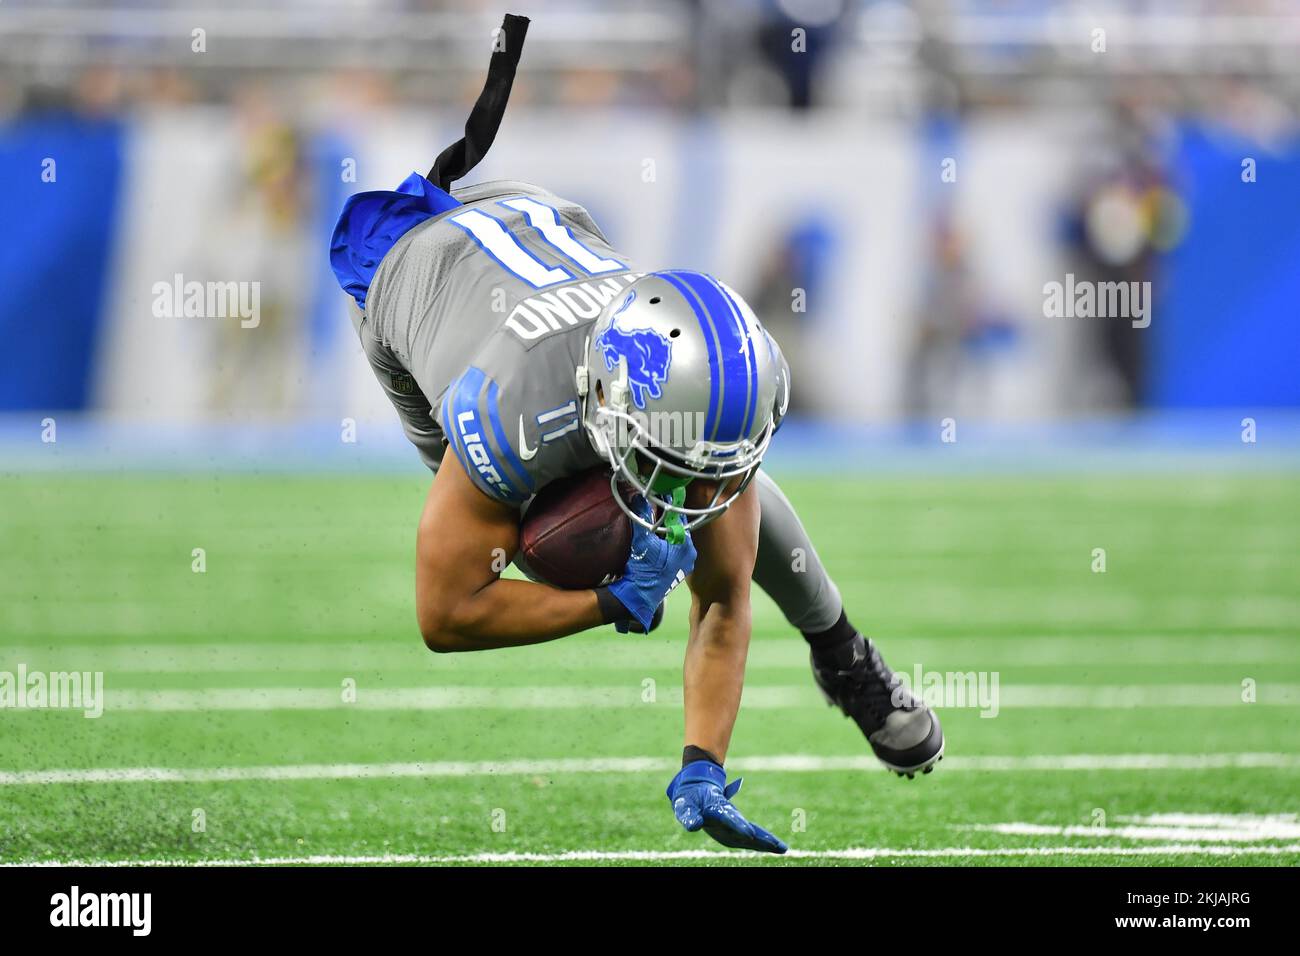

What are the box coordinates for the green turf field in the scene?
[1,472,1297,865]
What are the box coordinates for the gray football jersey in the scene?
[361,180,642,504]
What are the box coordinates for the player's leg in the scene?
[750,469,843,634]
[751,470,944,776]
[356,312,447,474]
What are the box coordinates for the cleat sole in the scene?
[878,739,945,777]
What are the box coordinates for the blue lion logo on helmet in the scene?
[595,291,673,410]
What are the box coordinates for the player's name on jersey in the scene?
[506,273,644,342]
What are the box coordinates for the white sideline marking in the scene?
[2,752,1298,786]
[2,683,1292,712]
[6,845,1300,867]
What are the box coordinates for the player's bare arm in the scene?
[666,475,784,854]
[415,450,603,652]
[681,478,760,763]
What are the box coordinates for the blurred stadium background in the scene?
[2,1,1299,865]
[5,0,1300,445]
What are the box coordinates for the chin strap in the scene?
[645,476,690,545]
[662,485,688,544]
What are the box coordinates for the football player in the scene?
[330,15,942,855]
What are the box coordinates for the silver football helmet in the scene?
[577,270,790,540]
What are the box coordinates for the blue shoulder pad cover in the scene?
[330,172,461,310]
[441,366,535,505]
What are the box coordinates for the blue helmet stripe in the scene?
[657,271,722,441]
[667,270,752,443]
[486,379,534,496]
[706,275,759,439]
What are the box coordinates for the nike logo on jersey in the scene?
[518,416,537,460]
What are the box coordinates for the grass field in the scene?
[1,471,1297,866]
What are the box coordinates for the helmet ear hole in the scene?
[595,379,606,406]
[669,329,680,338]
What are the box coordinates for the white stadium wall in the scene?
[91,108,1079,424]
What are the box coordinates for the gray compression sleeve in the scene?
[751,470,844,634]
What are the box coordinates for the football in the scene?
[518,468,633,589]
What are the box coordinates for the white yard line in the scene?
[1116,812,1298,828]
[2,752,1298,786]
[969,821,1300,842]
[998,684,1300,707]
[966,811,1300,843]
[927,753,1300,770]
[2,683,1295,712]
[1,634,1295,671]
[6,845,1300,867]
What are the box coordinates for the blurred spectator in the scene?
[906,213,1018,418]
[751,213,838,414]
[203,88,315,413]
[1059,105,1187,407]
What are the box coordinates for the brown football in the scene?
[518,468,633,589]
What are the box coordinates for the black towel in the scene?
[427,14,530,191]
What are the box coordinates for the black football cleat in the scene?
[811,636,944,776]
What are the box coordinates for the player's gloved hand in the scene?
[607,496,695,631]
[666,759,788,854]
[615,601,664,634]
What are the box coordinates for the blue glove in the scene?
[608,497,696,631]
[666,759,788,854]
[614,601,664,635]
